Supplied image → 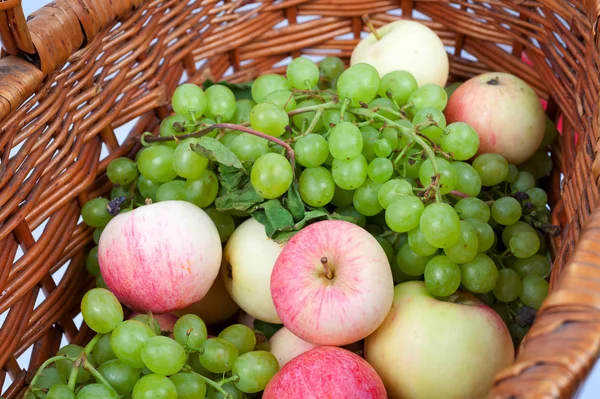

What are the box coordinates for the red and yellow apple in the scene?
[268,327,320,368]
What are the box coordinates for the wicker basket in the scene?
[1,0,600,397]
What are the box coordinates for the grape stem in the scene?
[144,123,296,171]
[449,190,471,198]
[287,101,339,116]
[191,371,235,399]
[394,142,414,165]
[304,107,324,135]
[349,107,443,202]
[220,375,240,385]
[26,355,72,394]
[83,358,116,392]
[84,333,104,355]
[339,98,350,121]
[67,362,79,391]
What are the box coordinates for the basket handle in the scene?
[0,0,35,55]
[489,209,600,398]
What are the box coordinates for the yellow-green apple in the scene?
[350,20,449,87]
[263,346,387,399]
[444,72,546,164]
[270,220,394,346]
[221,218,283,324]
[365,281,514,399]
[269,327,319,367]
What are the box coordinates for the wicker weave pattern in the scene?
[1,0,600,398]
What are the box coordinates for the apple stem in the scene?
[362,14,381,40]
[321,257,334,279]
[487,77,499,85]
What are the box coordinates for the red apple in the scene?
[365,281,514,399]
[270,220,394,346]
[444,72,545,164]
[268,327,320,367]
[128,312,177,334]
[263,346,387,399]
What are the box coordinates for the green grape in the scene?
[92,333,116,365]
[443,221,479,264]
[408,226,438,256]
[396,242,435,276]
[331,185,354,207]
[491,197,522,225]
[81,288,123,334]
[377,70,418,107]
[232,351,279,394]
[107,158,138,186]
[403,147,425,179]
[299,167,335,207]
[460,254,498,294]
[251,153,293,199]
[86,247,100,277]
[396,119,415,148]
[509,232,540,259]
[204,84,236,122]
[424,255,461,297]
[353,178,384,216]
[230,133,270,163]
[291,99,324,132]
[199,338,239,373]
[472,153,509,186]
[412,108,446,143]
[420,203,461,248]
[493,268,522,302]
[251,74,291,103]
[320,109,355,128]
[47,384,75,399]
[172,138,209,179]
[368,97,400,120]
[99,359,141,396]
[81,198,112,228]
[408,84,448,113]
[232,99,256,124]
[376,236,394,264]
[111,320,156,368]
[381,127,399,150]
[264,90,297,112]
[159,114,194,149]
[173,314,208,350]
[518,150,552,179]
[334,206,366,227]
[505,164,519,183]
[520,275,549,309]
[452,161,482,197]
[378,179,413,209]
[444,81,463,97]
[132,374,177,399]
[156,180,187,202]
[287,57,319,89]
[170,372,207,399]
[187,352,216,378]
[373,138,393,158]
[440,122,480,160]
[464,218,495,252]
[336,63,380,106]
[328,122,363,160]
[526,188,548,208]
[137,175,160,201]
[454,197,490,222]
[250,103,289,137]
[32,367,65,393]
[319,56,345,83]
[172,83,207,120]
[418,157,457,195]
[137,145,177,183]
[510,171,536,193]
[221,132,241,149]
[385,195,424,232]
[205,207,236,242]
[76,384,118,399]
[186,169,219,208]
[131,314,161,335]
[501,221,536,246]
[141,336,186,376]
[360,126,379,161]
[331,154,368,190]
[207,382,247,399]
[511,254,551,278]
[219,324,256,355]
[391,257,423,284]
[476,292,496,307]
[93,227,103,245]
[294,134,329,168]
[368,157,394,183]
[56,345,94,383]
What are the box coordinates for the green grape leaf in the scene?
[330,212,362,224]
[271,230,299,243]
[218,164,247,191]
[251,199,295,237]
[292,210,329,230]
[284,183,305,222]
[192,137,244,170]
[202,80,254,100]
[253,319,283,340]
[215,185,263,212]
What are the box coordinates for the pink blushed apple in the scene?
[444,72,545,164]
[263,346,387,399]
[270,220,394,346]
[365,281,515,399]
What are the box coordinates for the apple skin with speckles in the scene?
[270,220,394,346]
[98,200,222,314]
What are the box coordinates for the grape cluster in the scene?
[26,288,276,399]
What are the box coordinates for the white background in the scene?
[2,1,598,397]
